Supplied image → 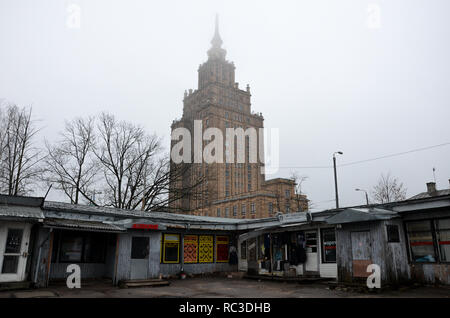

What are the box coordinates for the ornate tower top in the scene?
[207,14,227,60]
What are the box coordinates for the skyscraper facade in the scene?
[169,17,308,218]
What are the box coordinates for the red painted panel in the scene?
[132,223,159,230]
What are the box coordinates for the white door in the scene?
[305,231,318,272]
[130,236,149,280]
[0,222,31,282]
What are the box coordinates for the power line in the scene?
[338,142,450,167]
[277,141,450,169]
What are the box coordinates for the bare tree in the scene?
[0,103,42,195]
[41,112,205,211]
[371,172,407,204]
[94,113,163,209]
[165,162,207,213]
[290,171,309,211]
[43,117,98,204]
[290,171,308,195]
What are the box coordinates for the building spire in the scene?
[211,14,223,48]
[207,14,226,60]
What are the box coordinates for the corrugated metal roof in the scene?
[408,189,450,200]
[325,208,398,225]
[0,194,44,207]
[44,218,125,232]
[0,205,44,219]
[43,201,246,225]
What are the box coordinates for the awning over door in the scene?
[44,218,125,233]
[325,208,398,225]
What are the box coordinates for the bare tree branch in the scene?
[0,102,43,195]
[371,172,407,204]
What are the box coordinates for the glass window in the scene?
[84,233,107,263]
[1,256,19,274]
[386,225,400,243]
[240,241,247,260]
[55,231,107,263]
[131,237,149,259]
[4,229,23,253]
[60,234,83,262]
[217,208,221,217]
[305,232,317,253]
[406,221,436,262]
[436,218,450,262]
[321,229,336,263]
[163,234,180,263]
[241,204,246,216]
[233,206,237,216]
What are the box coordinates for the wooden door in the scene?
[350,231,372,277]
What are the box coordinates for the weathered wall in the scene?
[160,262,237,276]
[29,227,53,288]
[409,263,450,285]
[115,231,161,283]
[382,219,410,284]
[115,229,238,283]
[336,220,410,286]
[50,263,106,279]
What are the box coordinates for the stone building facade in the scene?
[169,17,308,218]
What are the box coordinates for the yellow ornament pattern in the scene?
[199,235,213,263]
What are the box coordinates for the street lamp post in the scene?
[333,151,343,209]
[355,188,369,206]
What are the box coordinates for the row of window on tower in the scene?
[214,202,275,218]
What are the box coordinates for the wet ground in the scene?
[0,277,449,298]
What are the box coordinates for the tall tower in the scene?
[170,17,308,218]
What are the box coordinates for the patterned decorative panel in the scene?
[184,235,198,263]
[199,235,214,263]
[216,236,229,262]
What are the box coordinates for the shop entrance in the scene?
[304,231,319,273]
[130,236,149,280]
[0,222,31,283]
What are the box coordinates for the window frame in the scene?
[162,233,180,264]
[240,240,247,260]
[55,231,107,264]
[405,218,450,264]
[435,218,450,263]
[386,224,400,243]
[320,228,337,264]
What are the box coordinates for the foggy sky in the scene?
[1,0,449,211]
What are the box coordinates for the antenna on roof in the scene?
[43,184,53,201]
[432,167,436,183]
